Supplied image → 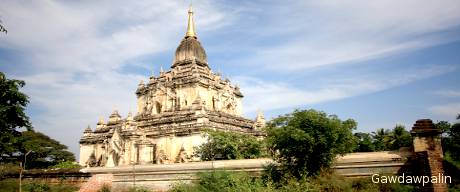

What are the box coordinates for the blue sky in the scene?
[1,0,460,157]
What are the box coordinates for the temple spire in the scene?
[185,5,196,38]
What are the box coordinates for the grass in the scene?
[169,170,415,192]
[0,179,79,192]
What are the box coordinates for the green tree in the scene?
[450,117,460,161]
[19,130,76,169]
[386,125,412,150]
[436,120,452,134]
[442,115,460,162]
[353,132,375,152]
[436,120,453,158]
[0,72,32,162]
[372,128,390,151]
[195,130,265,161]
[0,72,75,168]
[265,109,357,178]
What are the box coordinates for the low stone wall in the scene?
[335,150,413,177]
[80,150,412,191]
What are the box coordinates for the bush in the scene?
[0,180,79,192]
[98,184,111,192]
[0,163,20,178]
[313,173,353,192]
[311,173,415,192]
[23,182,50,192]
[194,130,265,161]
[170,170,267,192]
[170,169,417,192]
[266,109,357,178]
[126,187,151,192]
[0,179,19,192]
[52,161,81,169]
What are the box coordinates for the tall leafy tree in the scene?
[195,130,265,161]
[372,128,389,151]
[449,115,460,161]
[371,126,411,151]
[353,132,375,152]
[20,130,76,169]
[266,109,357,178]
[436,120,452,135]
[386,125,412,150]
[0,72,32,161]
[0,72,76,168]
[441,115,460,162]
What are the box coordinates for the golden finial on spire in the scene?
[185,5,196,38]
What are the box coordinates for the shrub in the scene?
[126,187,151,192]
[0,163,20,178]
[23,182,50,192]
[170,170,267,192]
[194,130,265,161]
[266,109,357,178]
[0,179,19,192]
[98,184,111,192]
[52,161,81,169]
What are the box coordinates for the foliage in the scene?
[0,180,78,192]
[386,125,412,150]
[354,125,412,152]
[23,182,51,192]
[436,120,452,134]
[194,130,265,161]
[18,130,76,169]
[125,187,151,192]
[0,163,20,178]
[0,72,75,168]
[265,109,357,178]
[170,170,415,192]
[372,128,390,151]
[0,72,32,162]
[439,115,460,162]
[46,183,79,192]
[52,161,81,169]
[312,172,353,191]
[170,170,267,192]
[0,179,18,192]
[354,132,375,152]
[443,156,460,191]
[98,184,112,192]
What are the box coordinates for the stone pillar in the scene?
[411,119,447,192]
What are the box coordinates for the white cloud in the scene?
[236,0,460,71]
[236,64,456,113]
[435,90,460,97]
[430,103,460,117]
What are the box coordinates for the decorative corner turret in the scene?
[254,110,266,130]
[126,111,134,121]
[96,117,106,130]
[83,125,93,136]
[108,110,122,125]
